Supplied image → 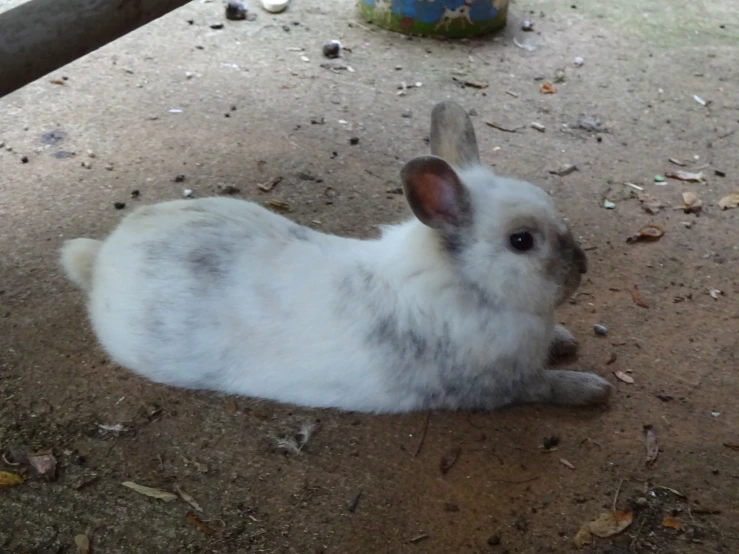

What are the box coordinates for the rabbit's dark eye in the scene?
[509,231,535,252]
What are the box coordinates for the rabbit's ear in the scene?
[430,100,480,168]
[401,155,471,232]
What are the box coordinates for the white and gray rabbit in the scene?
[60,100,612,413]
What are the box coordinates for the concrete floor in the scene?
[1,0,738,552]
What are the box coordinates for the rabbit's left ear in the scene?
[430,100,480,168]
[401,155,472,232]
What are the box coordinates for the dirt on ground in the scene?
[1,0,738,552]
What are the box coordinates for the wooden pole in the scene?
[0,0,193,98]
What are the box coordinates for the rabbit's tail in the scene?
[60,238,102,292]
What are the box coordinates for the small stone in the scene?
[210,22,225,29]
[81,161,92,169]
[131,190,140,199]
[174,174,186,183]
[574,56,584,67]
[105,163,114,171]
[487,534,501,546]
[183,189,194,198]
[86,149,96,158]
[260,0,289,13]
[401,110,412,118]
[349,137,359,146]
[395,65,402,70]
[636,497,648,507]
[603,199,616,209]
[225,1,248,20]
[322,40,342,59]
[21,155,29,163]
[593,324,608,336]
[114,202,126,210]
[521,20,534,31]
[185,71,194,79]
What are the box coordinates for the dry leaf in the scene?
[549,164,578,177]
[175,484,203,512]
[452,77,489,89]
[540,81,556,94]
[28,450,57,481]
[440,446,461,474]
[265,199,290,213]
[122,481,177,502]
[665,170,703,183]
[644,425,659,466]
[186,512,216,535]
[639,194,664,215]
[662,516,682,530]
[654,485,686,498]
[681,191,702,214]
[485,121,523,133]
[718,193,739,210]
[626,224,664,244]
[257,176,282,192]
[613,371,635,384]
[631,285,649,308]
[0,471,24,487]
[75,534,90,554]
[559,458,576,469]
[573,511,633,548]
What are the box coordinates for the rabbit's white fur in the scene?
[61,101,611,413]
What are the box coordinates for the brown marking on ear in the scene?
[401,156,471,230]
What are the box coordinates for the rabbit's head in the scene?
[401,100,587,314]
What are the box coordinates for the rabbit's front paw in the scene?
[549,324,578,361]
[520,370,612,407]
[548,370,612,406]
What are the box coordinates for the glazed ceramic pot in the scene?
[358,0,508,38]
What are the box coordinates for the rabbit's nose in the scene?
[574,243,588,274]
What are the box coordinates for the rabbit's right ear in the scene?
[401,155,471,233]
[430,100,481,168]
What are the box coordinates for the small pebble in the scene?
[131,190,140,199]
[105,163,114,171]
[593,324,608,336]
[521,20,534,31]
[574,56,584,67]
[468,108,478,116]
[86,149,96,158]
[113,202,126,210]
[636,497,648,507]
[183,189,194,198]
[21,155,29,163]
[81,161,91,169]
[401,110,412,118]
[260,0,289,13]
[225,0,248,20]
[322,40,342,59]
[210,23,225,29]
[174,174,186,183]
[349,137,359,146]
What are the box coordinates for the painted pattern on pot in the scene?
[359,0,508,37]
